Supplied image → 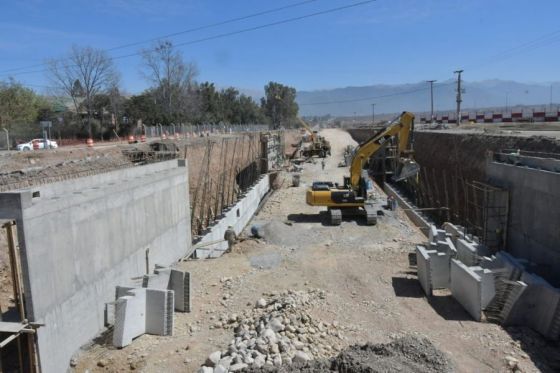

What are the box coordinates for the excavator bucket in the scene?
[392,159,420,182]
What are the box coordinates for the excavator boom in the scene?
[349,111,417,187]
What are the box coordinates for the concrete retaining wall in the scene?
[487,159,560,286]
[0,160,191,373]
[194,175,270,259]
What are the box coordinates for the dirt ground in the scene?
[71,128,547,373]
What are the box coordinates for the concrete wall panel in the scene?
[487,161,560,286]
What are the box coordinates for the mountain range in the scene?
[295,80,560,117]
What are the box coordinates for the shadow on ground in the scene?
[287,212,374,227]
[391,276,472,321]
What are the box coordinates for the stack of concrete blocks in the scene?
[416,245,451,296]
[415,225,459,296]
[450,259,496,321]
[111,266,192,347]
[442,222,493,266]
[112,287,174,348]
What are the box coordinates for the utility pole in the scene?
[505,92,509,113]
[371,103,376,124]
[550,84,553,112]
[454,70,464,125]
[427,80,436,123]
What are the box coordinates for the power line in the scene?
[0,0,377,78]
[0,0,320,75]
[464,28,560,71]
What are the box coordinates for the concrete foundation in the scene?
[195,175,270,259]
[0,160,191,373]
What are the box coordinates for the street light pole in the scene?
[427,80,436,123]
[371,103,376,125]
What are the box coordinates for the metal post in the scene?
[2,128,9,150]
[550,84,553,112]
[454,70,464,125]
[371,103,376,124]
[427,80,436,123]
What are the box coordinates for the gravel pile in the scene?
[243,336,453,373]
[199,289,345,372]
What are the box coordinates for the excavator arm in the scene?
[297,117,315,141]
[349,111,417,188]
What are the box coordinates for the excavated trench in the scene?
[347,128,560,228]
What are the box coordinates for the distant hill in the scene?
[296,80,560,117]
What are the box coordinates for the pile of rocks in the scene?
[199,289,345,372]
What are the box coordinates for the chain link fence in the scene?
[139,123,271,139]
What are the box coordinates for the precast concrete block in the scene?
[450,260,484,321]
[416,246,432,296]
[170,269,191,312]
[145,288,174,336]
[442,222,466,245]
[471,267,496,309]
[113,289,147,348]
[456,239,478,266]
[143,268,172,289]
[436,238,457,257]
[428,225,438,243]
[431,252,451,289]
[113,287,174,348]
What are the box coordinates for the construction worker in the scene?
[224,226,237,252]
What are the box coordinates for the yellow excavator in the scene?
[306,111,419,225]
[297,117,331,158]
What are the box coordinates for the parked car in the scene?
[17,139,58,151]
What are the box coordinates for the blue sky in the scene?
[1,0,560,95]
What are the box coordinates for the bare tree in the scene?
[140,40,197,122]
[47,45,119,138]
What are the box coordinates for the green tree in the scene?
[261,82,299,128]
[123,91,163,131]
[0,79,43,140]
